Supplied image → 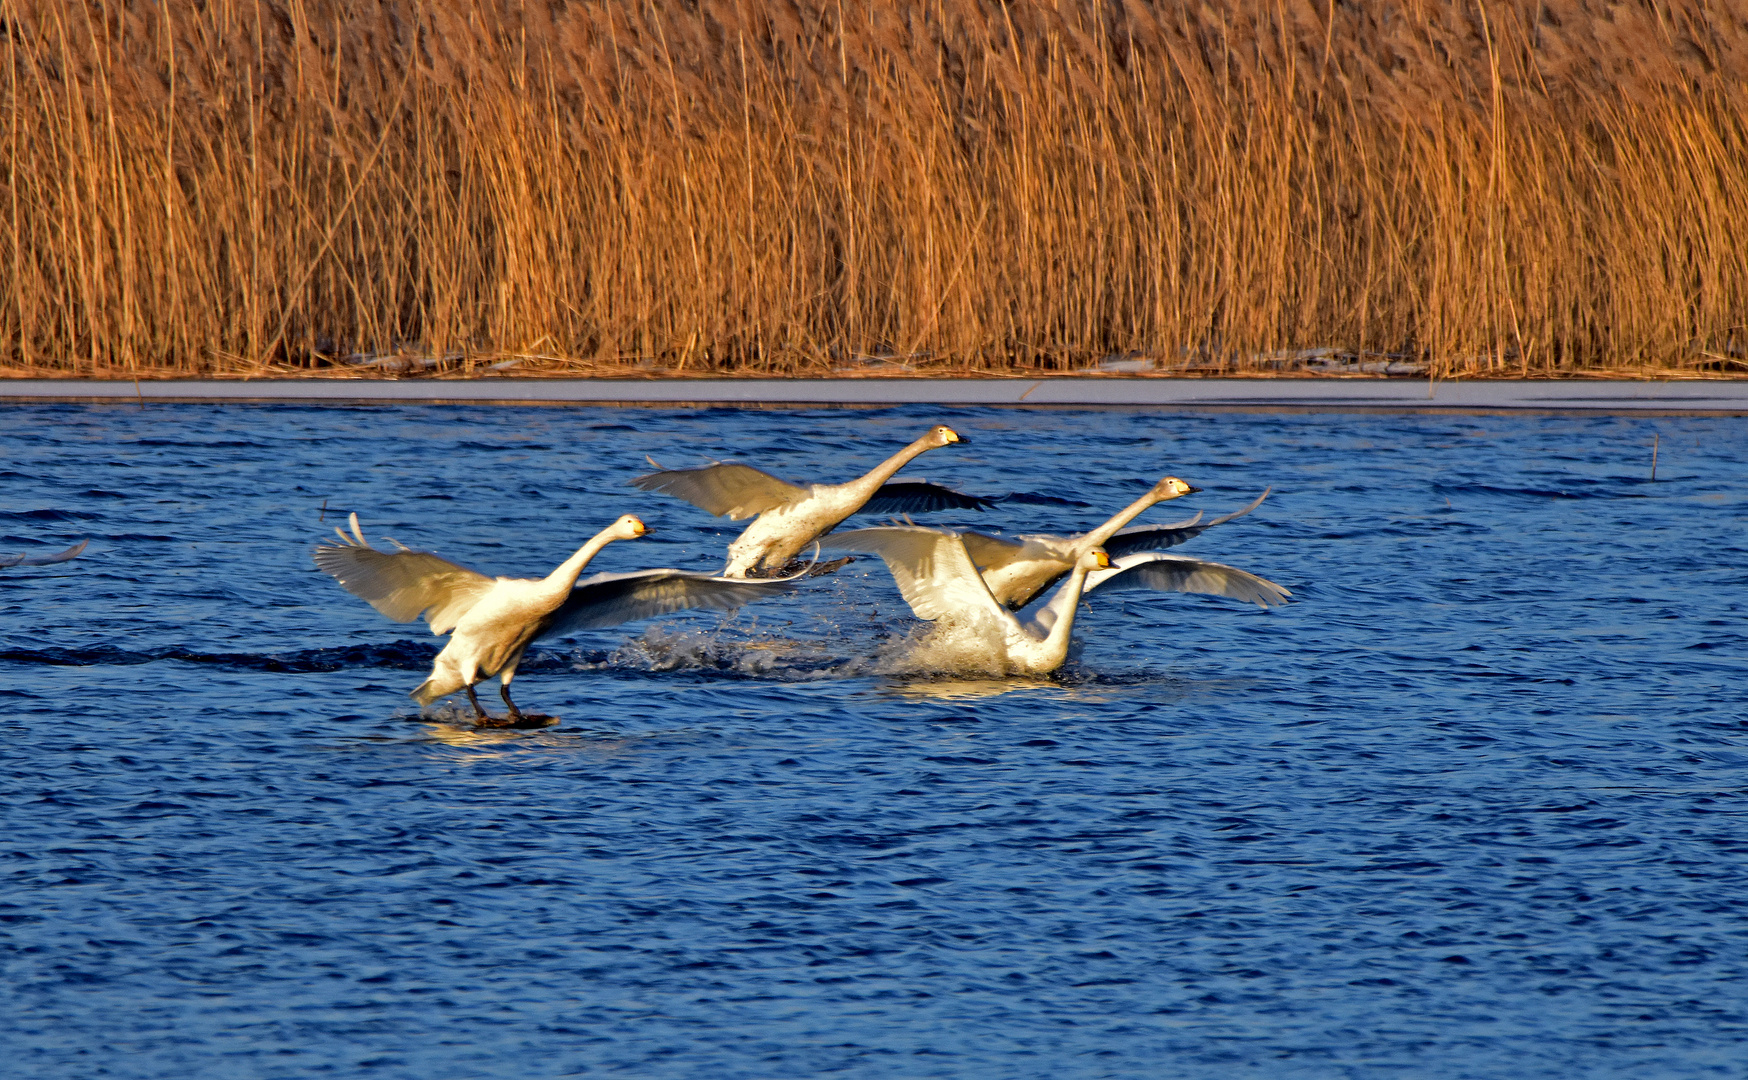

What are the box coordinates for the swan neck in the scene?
[1080,489,1164,548]
[1038,564,1092,656]
[544,530,616,592]
[846,436,934,497]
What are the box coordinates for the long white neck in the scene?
[540,529,621,594]
[1080,488,1170,549]
[1029,563,1094,668]
[842,436,936,500]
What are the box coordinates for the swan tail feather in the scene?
[411,669,466,706]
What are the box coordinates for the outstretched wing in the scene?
[1,539,88,568]
[823,526,1006,624]
[1088,552,1291,607]
[538,568,803,637]
[312,514,495,634]
[858,481,992,516]
[1024,551,1289,635]
[629,462,808,519]
[1103,489,1270,558]
[957,531,1029,572]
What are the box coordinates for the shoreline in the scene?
[4,376,1748,414]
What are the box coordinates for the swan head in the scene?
[1082,548,1112,571]
[607,514,650,540]
[1150,476,1201,501]
[923,424,967,448]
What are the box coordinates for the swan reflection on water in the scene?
[876,668,1213,705]
[878,674,1067,702]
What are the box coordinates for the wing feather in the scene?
[538,568,802,637]
[823,526,1006,624]
[1024,551,1289,634]
[1087,552,1292,607]
[957,531,1026,572]
[857,481,992,516]
[629,463,808,519]
[313,526,495,634]
[1104,489,1269,558]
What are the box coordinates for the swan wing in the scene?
[313,524,495,633]
[824,526,1006,624]
[4,539,88,567]
[538,568,803,636]
[957,530,1027,571]
[1104,489,1270,557]
[1087,552,1292,608]
[629,463,808,520]
[1023,551,1289,635]
[858,481,993,515]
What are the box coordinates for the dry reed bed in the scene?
[2,0,1746,378]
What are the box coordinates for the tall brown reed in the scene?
[2,1,1744,377]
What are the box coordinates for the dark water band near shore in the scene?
[5,378,1748,413]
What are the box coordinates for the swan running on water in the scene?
[1,539,88,569]
[825,526,1114,675]
[960,478,1270,609]
[315,513,800,724]
[826,525,1290,675]
[631,424,979,578]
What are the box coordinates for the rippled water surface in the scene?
[4,402,1746,1078]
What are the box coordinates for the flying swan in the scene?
[1,539,88,569]
[630,424,980,577]
[315,513,800,724]
[825,525,1290,675]
[960,478,1271,609]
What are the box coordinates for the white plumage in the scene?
[823,526,1114,675]
[315,513,799,724]
[827,523,1290,675]
[631,424,977,577]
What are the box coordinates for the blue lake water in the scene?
[3,402,1746,1078]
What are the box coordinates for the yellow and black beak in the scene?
[1094,550,1112,570]
[1185,485,1203,494]
[946,428,966,445]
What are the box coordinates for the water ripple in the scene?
[1,404,1745,1078]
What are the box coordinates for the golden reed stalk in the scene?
[2,1,1744,378]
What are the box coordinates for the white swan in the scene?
[822,525,1112,675]
[631,424,976,577]
[826,525,1290,675]
[0,539,88,569]
[315,513,799,724]
[961,481,1271,609]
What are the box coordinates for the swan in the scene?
[822,525,1113,675]
[826,525,1290,675]
[960,480,1271,609]
[315,513,800,724]
[0,539,88,568]
[630,424,978,577]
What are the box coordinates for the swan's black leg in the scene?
[464,684,495,723]
[499,682,525,723]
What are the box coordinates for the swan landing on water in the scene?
[631,424,983,578]
[824,525,1290,676]
[314,513,801,725]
